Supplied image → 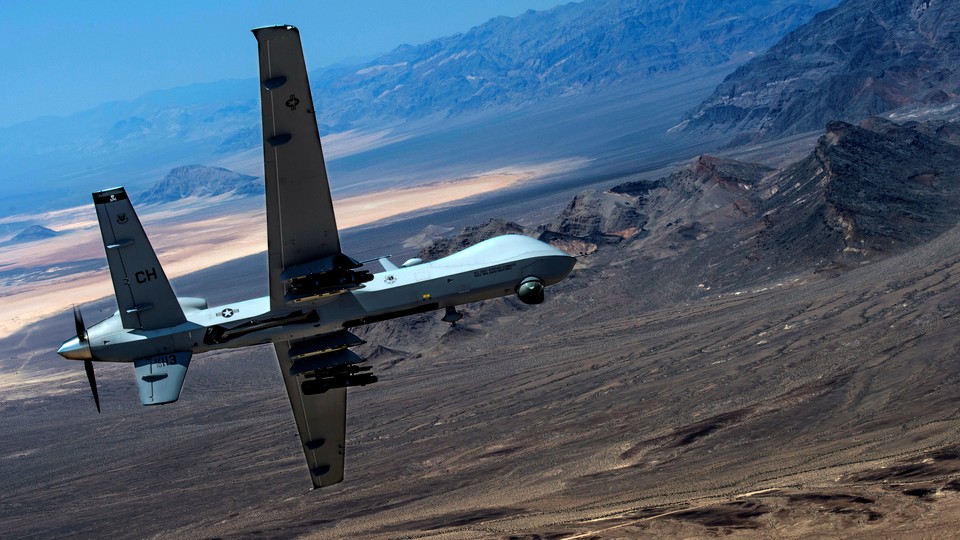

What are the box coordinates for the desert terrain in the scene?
[3,216,960,538]
[3,118,960,537]
[5,0,960,536]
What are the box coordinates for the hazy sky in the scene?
[1,0,570,127]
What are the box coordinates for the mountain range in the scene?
[681,0,960,143]
[0,0,837,213]
[10,0,960,215]
[307,0,839,131]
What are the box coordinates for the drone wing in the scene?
[274,340,347,488]
[253,25,375,488]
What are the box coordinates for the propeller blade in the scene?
[73,306,88,343]
[83,359,101,413]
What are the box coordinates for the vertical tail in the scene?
[93,187,186,330]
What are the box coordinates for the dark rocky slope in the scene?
[750,118,960,268]
[578,118,960,286]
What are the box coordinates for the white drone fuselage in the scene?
[60,234,574,364]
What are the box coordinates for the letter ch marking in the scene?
[135,268,158,284]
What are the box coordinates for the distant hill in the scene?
[680,0,960,143]
[8,225,58,244]
[138,165,261,204]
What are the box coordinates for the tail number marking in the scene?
[135,268,158,283]
[149,354,178,367]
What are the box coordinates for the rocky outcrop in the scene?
[545,191,648,241]
[750,118,960,266]
[138,165,261,203]
[643,155,773,228]
[682,0,960,143]
[533,117,960,297]
[540,155,774,252]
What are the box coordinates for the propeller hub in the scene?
[57,336,92,361]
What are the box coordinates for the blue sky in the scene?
[1,0,570,127]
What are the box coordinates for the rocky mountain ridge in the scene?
[565,117,960,295]
[358,116,960,362]
[682,0,960,143]
[309,0,839,132]
[753,118,960,263]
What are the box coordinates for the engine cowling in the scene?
[516,276,545,305]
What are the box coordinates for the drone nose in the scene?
[57,337,92,360]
